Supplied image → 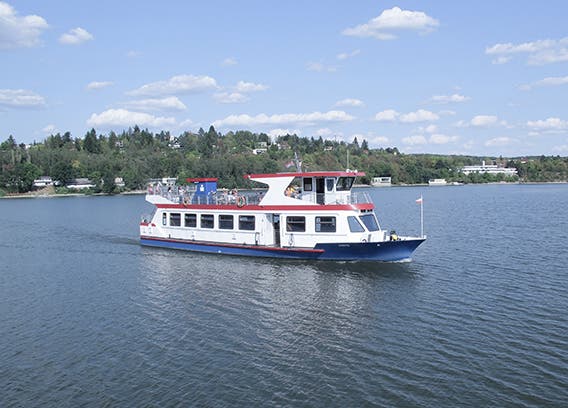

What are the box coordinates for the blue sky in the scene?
[1,1,568,156]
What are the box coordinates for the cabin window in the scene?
[200,214,214,229]
[348,216,365,232]
[359,214,379,232]
[239,215,255,231]
[286,216,305,232]
[219,214,234,230]
[162,213,167,226]
[170,213,181,227]
[315,216,336,232]
[184,213,197,228]
[303,178,313,192]
[336,177,354,191]
[326,178,335,192]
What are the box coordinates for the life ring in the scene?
[237,196,246,208]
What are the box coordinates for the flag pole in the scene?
[420,194,424,238]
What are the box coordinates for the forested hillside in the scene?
[2,126,568,194]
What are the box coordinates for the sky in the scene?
[1,0,568,156]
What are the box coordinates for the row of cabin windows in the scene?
[163,213,255,231]
[163,212,378,234]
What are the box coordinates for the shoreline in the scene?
[2,181,567,199]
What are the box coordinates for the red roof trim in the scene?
[155,203,374,211]
[244,171,365,179]
[186,178,218,182]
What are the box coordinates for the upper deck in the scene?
[146,171,372,208]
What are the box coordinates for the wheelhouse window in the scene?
[219,214,234,230]
[348,216,365,232]
[336,177,354,191]
[169,213,181,227]
[239,215,255,231]
[286,216,306,232]
[184,213,197,228]
[326,178,335,192]
[200,214,214,229]
[315,216,336,232]
[359,214,379,231]
[303,178,313,192]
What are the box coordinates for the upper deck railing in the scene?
[147,183,372,207]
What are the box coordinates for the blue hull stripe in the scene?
[140,236,425,262]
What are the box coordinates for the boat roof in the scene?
[245,171,364,180]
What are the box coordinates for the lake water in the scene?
[1,184,567,407]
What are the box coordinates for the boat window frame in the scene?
[359,213,379,232]
[348,216,365,232]
[184,213,197,228]
[169,212,181,227]
[286,216,306,232]
[219,214,234,230]
[315,216,336,233]
[238,215,256,231]
[336,177,354,191]
[326,178,335,192]
[162,212,167,226]
[200,214,215,229]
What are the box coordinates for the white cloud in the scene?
[268,128,301,138]
[0,89,46,109]
[520,75,568,91]
[402,135,428,145]
[59,27,93,45]
[336,49,360,60]
[471,115,499,127]
[86,109,175,128]
[306,61,337,72]
[213,110,354,128]
[0,2,48,49]
[86,81,113,90]
[485,37,568,65]
[485,137,515,147]
[552,144,568,152]
[42,124,57,134]
[429,134,458,144]
[368,135,389,145]
[222,57,238,66]
[124,96,187,111]
[375,109,399,121]
[335,98,364,108]
[526,117,568,130]
[235,80,268,93]
[213,92,249,104]
[399,109,439,123]
[178,118,194,129]
[128,74,218,97]
[375,109,439,123]
[400,109,440,123]
[342,6,439,40]
[315,128,333,137]
[429,93,470,104]
[126,50,141,58]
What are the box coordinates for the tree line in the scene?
[1,126,568,194]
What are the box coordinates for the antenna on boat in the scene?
[294,151,302,173]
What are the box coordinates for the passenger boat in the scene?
[140,171,426,261]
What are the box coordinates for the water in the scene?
[1,185,567,407]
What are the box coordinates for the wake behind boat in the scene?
[140,171,426,261]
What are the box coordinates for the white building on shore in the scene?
[460,161,517,176]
